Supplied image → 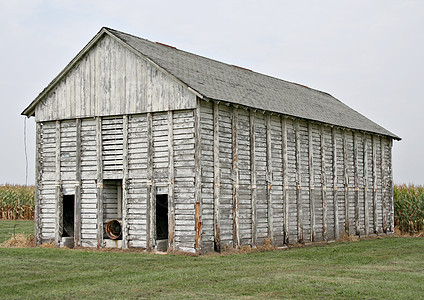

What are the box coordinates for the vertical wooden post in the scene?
[353,132,360,236]
[250,110,257,248]
[55,120,62,245]
[213,102,221,252]
[332,127,339,240]
[266,114,273,243]
[295,120,303,242]
[146,112,154,250]
[381,137,387,233]
[168,110,175,250]
[363,134,370,236]
[232,107,240,248]
[388,139,394,232]
[96,117,103,248]
[122,115,129,248]
[372,135,378,234]
[320,126,328,241]
[282,118,289,245]
[34,122,42,245]
[343,130,349,235]
[308,122,316,242]
[75,118,82,247]
[195,100,202,252]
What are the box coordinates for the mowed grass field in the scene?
[0,221,423,300]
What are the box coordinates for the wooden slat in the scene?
[353,132,360,235]
[266,114,273,243]
[96,117,103,248]
[75,118,82,246]
[195,99,202,251]
[250,110,257,247]
[343,130,349,235]
[372,135,378,234]
[213,102,221,252]
[332,127,339,240]
[320,126,328,241]
[363,135,370,236]
[168,110,175,250]
[308,122,316,242]
[381,137,387,233]
[295,120,303,242]
[232,107,240,248]
[55,120,62,245]
[122,115,129,248]
[35,122,42,245]
[146,112,153,249]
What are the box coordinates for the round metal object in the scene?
[105,219,122,240]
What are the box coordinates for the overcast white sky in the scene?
[1,0,423,185]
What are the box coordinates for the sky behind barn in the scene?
[0,0,423,185]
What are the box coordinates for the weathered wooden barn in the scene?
[22,27,400,253]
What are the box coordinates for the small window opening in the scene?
[103,180,122,240]
[62,195,75,237]
[156,194,168,240]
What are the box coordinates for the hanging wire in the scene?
[24,117,28,186]
[14,117,29,238]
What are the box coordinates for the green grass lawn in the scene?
[0,220,34,242]
[0,220,423,299]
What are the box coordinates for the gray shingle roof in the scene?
[108,28,399,140]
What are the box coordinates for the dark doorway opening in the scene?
[156,194,168,240]
[62,195,75,237]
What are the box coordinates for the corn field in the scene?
[0,184,35,220]
[394,184,424,234]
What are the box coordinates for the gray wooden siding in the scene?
[34,35,196,122]
[35,100,394,252]
[37,109,197,252]
[173,110,196,252]
[198,101,395,248]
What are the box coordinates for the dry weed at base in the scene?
[1,233,34,248]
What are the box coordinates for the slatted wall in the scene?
[198,101,395,250]
[35,101,395,252]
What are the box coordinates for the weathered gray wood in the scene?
[96,117,104,248]
[353,132,360,236]
[372,135,378,234]
[55,120,62,245]
[332,127,339,240]
[308,122,316,242]
[343,130,349,235]
[195,99,202,251]
[168,110,175,250]
[363,135,370,236]
[282,117,289,245]
[381,137,387,233]
[122,115,129,248]
[75,118,82,246]
[295,120,303,242]
[34,122,42,245]
[250,110,257,247]
[232,107,240,248]
[213,102,221,251]
[146,112,154,249]
[320,126,328,241]
[266,114,273,243]
[34,35,197,122]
